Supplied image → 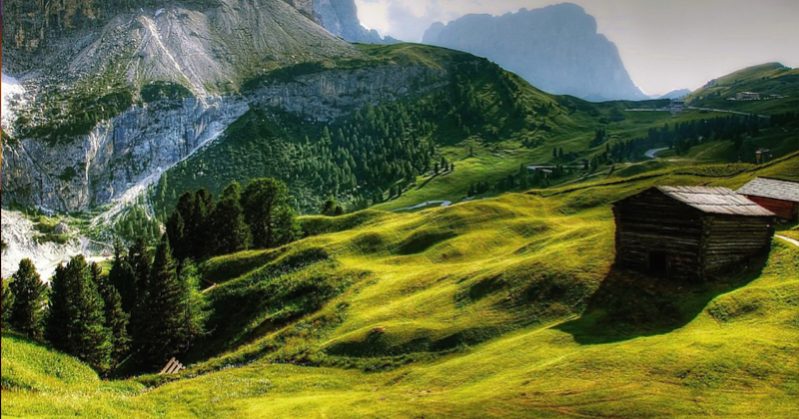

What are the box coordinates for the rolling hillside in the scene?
[152,43,574,214]
[687,62,799,113]
[3,154,798,417]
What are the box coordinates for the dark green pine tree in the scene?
[128,238,152,354]
[168,192,194,261]
[209,182,251,255]
[9,259,47,340]
[128,238,151,299]
[136,236,194,369]
[191,189,215,258]
[91,263,130,367]
[321,198,338,216]
[1,278,13,330]
[108,243,137,314]
[46,256,112,373]
[241,178,297,248]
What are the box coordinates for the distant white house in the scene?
[735,91,761,101]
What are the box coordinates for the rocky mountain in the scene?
[1,0,357,212]
[422,3,646,102]
[1,0,567,214]
[312,0,397,44]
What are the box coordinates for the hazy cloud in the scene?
[355,0,799,95]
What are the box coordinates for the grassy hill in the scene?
[152,43,576,214]
[687,62,799,114]
[154,55,799,216]
[3,154,798,417]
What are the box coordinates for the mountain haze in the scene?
[313,0,397,44]
[423,3,647,101]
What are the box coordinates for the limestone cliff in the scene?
[1,0,366,211]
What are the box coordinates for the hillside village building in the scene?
[613,186,775,280]
[738,177,799,221]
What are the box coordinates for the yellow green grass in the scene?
[3,156,798,417]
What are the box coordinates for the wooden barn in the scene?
[613,186,775,281]
[737,177,799,221]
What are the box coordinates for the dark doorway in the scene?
[649,251,668,274]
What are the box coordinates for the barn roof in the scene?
[656,186,775,217]
[737,177,799,203]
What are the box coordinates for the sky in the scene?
[354,0,799,96]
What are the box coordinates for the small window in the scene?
[649,251,668,274]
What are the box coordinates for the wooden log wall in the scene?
[614,190,704,280]
[701,215,774,274]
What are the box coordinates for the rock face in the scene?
[284,0,316,19]
[3,62,448,212]
[3,0,358,89]
[0,0,448,212]
[3,96,248,210]
[312,0,396,44]
[247,65,445,122]
[422,3,645,101]
[1,0,364,212]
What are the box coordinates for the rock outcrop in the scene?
[3,61,448,212]
[1,0,363,212]
[422,3,646,101]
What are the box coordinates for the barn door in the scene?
[649,251,668,275]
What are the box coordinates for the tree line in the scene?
[154,57,546,215]
[2,177,299,374]
[166,178,297,261]
[602,115,767,161]
[1,240,202,374]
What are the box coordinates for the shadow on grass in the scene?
[557,255,768,344]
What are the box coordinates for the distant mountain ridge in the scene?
[312,0,397,44]
[687,62,799,111]
[658,89,692,100]
[1,0,571,213]
[422,3,646,101]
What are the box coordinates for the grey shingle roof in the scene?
[656,186,775,217]
[737,177,799,203]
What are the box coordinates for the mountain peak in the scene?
[312,0,397,44]
[422,5,644,101]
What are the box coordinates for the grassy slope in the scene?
[375,103,797,211]
[3,155,798,417]
[155,43,572,213]
[687,62,799,114]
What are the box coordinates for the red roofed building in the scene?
[738,177,799,221]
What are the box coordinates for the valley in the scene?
[3,154,799,417]
[2,1,799,418]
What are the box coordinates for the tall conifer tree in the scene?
[9,259,47,340]
[46,256,112,373]
[92,263,130,367]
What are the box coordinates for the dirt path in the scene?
[776,235,799,248]
[644,147,669,159]
[395,200,452,212]
[686,106,769,119]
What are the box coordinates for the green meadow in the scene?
[3,153,798,417]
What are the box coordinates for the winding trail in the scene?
[776,235,799,248]
[686,106,769,119]
[395,200,452,212]
[644,147,669,159]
